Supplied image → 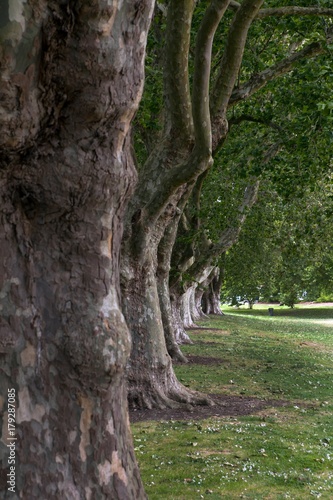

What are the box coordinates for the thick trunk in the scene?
[157,206,190,361]
[194,288,208,318]
[171,293,194,345]
[180,287,199,328]
[158,274,189,362]
[121,249,208,409]
[121,147,212,408]
[179,266,216,328]
[0,1,154,497]
[202,267,224,315]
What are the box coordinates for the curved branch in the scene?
[164,0,195,142]
[229,114,283,132]
[228,3,333,19]
[144,147,213,225]
[210,0,264,146]
[187,180,260,282]
[257,7,333,19]
[192,0,230,152]
[211,0,264,113]
[146,0,231,218]
[229,40,329,108]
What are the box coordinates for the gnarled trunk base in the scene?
[128,357,211,410]
[122,256,211,409]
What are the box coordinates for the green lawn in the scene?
[132,306,333,499]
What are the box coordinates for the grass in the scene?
[131,305,333,499]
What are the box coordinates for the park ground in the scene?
[130,304,333,499]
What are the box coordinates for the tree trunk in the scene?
[122,252,211,408]
[202,267,224,315]
[157,219,190,362]
[121,218,209,408]
[179,287,197,328]
[0,2,154,497]
[171,294,194,345]
[178,266,216,328]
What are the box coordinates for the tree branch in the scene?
[192,0,230,152]
[257,7,333,19]
[229,40,329,108]
[164,0,195,142]
[139,1,231,225]
[228,3,333,19]
[229,114,283,132]
[186,180,260,282]
[210,0,265,147]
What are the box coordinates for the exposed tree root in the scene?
[169,346,189,363]
[128,366,213,410]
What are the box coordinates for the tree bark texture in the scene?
[201,267,224,315]
[0,1,154,498]
[120,0,213,409]
[179,266,215,328]
[157,211,191,362]
[122,236,210,408]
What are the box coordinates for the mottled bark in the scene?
[0,1,154,498]
[179,266,216,329]
[121,246,208,408]
[180,288,199,329]
[121,0,216,409]
[171,294,193,345]
[202,267,224,315]
[157,207,191,362]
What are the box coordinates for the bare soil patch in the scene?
[130,394,290,423]
[177,354,225,366]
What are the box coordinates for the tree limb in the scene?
[229,114,283,132]
[228,3,333,19]
[164,0,195,142]
[257,7,333,19]
[140,1,231,224]
[229,40,329,108]
[186,180,260,282]
[210,0,265,147]
[192,0,230,152]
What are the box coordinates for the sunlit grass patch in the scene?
[132,307,333,499]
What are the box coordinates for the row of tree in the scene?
[220,175,333,307]
[1,1,332,497]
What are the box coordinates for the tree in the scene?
[124,0,333,409]
[179,29,333,313]
[221,176,333,308]
[0,1,154,498]
[168,175,259,339]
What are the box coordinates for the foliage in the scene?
[221,179,333,307]
[134,1,333,300]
